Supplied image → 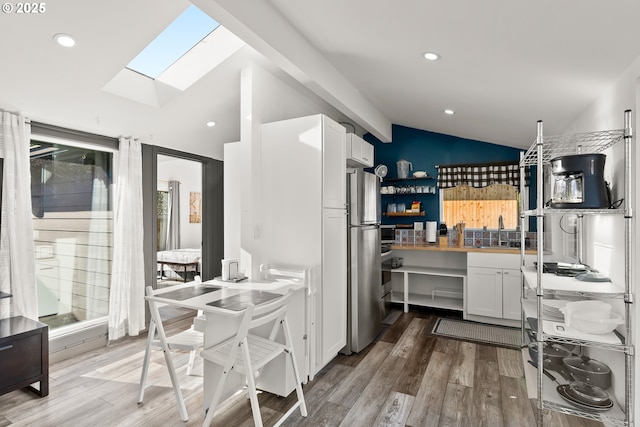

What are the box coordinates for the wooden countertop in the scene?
[390,243,538,255]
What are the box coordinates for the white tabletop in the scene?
[146,278,301,315]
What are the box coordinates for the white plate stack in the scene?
[542,299,568,320]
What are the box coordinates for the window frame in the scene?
[30,130,117,339]
[439,185,529,231]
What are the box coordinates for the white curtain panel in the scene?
[108,138,145,340]
[166,180,180,250]
[0,111,37,319]
[85,171,111,318]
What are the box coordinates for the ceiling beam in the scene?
[191,0,392,142]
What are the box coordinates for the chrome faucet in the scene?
[498,215,504,246]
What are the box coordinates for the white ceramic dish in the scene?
[413,171,427,178]
[569,312,624,334]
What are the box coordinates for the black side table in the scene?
[0,315,49,397]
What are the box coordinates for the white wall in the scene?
[562,54,640,413]
[157,156,202,249]
[224,63,349,278]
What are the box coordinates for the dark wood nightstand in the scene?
[0,315,49,397]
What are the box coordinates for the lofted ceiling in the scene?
[1,0,640,160]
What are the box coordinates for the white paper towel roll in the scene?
[426,221,437,243]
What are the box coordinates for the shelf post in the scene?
[535,120,544,427]
[623,109,634,426]
[519,151,527,344]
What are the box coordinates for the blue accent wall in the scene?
[364,124,533,228]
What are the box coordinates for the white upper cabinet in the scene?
[346,133,374,168]
[322,117,347,209]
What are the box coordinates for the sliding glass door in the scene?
[30,137,114,330]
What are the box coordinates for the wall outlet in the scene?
[254,224,261,239]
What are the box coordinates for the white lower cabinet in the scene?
[501,268,522,320]
[466,253,524,326]
[466,267,503,318]
[467,267,521,320]
[320,208,347,367]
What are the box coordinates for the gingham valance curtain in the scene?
[437,162,529,189]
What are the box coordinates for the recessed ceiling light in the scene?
[206,121,216,127]
[54,33,75,47]
[444,109,455,115]
[423,52,440,61]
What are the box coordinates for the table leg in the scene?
[403,271,409,313]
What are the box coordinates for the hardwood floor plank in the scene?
[500,376,536,427]
[297,401,350,427]
[392,335,437,396]
[390,318,428,358]
[497,347,524,378]
[475,344,498,363]
[405,351,453,427]
[433,337,459,355]
[437,382,473,427]
[339,355,408,427]
[448,341,476,387]
[279,363,353,425]
[496,347,521,361]
[333,343,374,367]
[372,391,415,427]
[379,312,416,344]
[328,341,394,408]
[9,396,115,426]
[472,353,503,427]
[497,357,524,379]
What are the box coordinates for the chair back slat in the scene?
[260,264,309,286]
[248,292,291,330]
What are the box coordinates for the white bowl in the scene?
[568,312,624,334]
[560,300,624,334]
[413,171,427,178]
[561,300,611,320]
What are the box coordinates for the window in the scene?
[437,161,528,229]
[30,138,114,330]
[441,184,519,229]
[126,5,220,79]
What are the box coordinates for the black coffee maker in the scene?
[549,154,609,209]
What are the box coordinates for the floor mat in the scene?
[431,317,522,349]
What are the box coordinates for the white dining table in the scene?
[145,277,305,415]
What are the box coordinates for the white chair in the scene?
[260,264,315,381]
[138,285,204,422]
[201,291,308,427]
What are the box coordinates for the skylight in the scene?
[127,5,220,79]
[103,5,246,106]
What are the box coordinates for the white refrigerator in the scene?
[260,114,347,379]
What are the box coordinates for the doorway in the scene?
[156,155,202,287]
[141,145,224,323]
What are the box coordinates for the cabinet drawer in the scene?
[468,252,520,269]
[0,333,43,387]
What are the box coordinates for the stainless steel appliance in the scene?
[380,250,393,321]
[381,224,396,244]
[550,154,609,209]
[343,168,382,354]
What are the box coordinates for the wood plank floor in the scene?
[0,307,603,427]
